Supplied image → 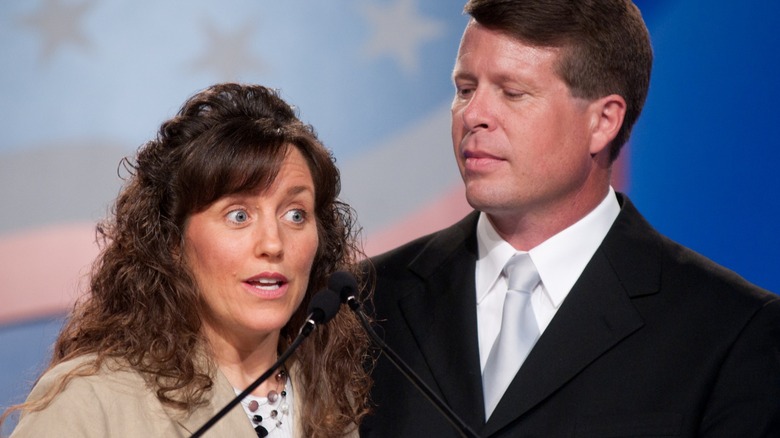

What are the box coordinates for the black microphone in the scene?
[190,288,341,438]
[328,271,480,438]
[299,286,341,336]
[329,270,362,311]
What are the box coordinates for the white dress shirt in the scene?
[476,187,621,371]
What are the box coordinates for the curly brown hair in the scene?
[2,83,371,437]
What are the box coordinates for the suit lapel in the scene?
[397,212,488,427]
[481,195,662,436]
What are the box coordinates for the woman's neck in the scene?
[203,324,282,396]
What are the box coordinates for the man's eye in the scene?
[457,88,474,98]
[504,89,524,99]
[227,209,249,224]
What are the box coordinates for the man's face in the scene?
[451,22,604,237]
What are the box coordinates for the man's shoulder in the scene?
[369,211,479,269]
[614,196,777,323]
[659,233,777,307]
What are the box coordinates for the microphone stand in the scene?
[191,289,338,438]
[345,296,481,438]
[190,326,305,438]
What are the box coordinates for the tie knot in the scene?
[503,253,540,293]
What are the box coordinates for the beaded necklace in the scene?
[237,369,290,437]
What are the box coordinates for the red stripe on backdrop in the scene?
[363,146,630,257]
[0,223,98,325]
[0,150,629,324]
[613,144,630,193]
[358,145,630,256]
[364,185,473,257]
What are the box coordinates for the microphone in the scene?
[190,288,341,438]
[299,286,342,336]
[328,271,480,438]
[328,270,362,311]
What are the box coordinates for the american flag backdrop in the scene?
[1,0,778,433]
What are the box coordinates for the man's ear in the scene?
[589,94,626,156]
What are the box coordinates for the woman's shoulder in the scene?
[32,353,144,396]
[34,354,94,382]
[11,356,128,436]
[12,355,182,437]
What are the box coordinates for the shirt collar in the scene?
[476,187,620,307]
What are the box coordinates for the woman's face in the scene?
[184,146,319,346]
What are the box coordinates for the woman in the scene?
[3,83,371,437]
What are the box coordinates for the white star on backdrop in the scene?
[18,0,95,63]
[190,21,265,80]
[359,0,446,75]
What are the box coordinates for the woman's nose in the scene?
[254,221,283,259]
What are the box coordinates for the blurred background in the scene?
[1,0,778,433]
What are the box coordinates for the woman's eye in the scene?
[226,209,249,224]
[284,209,307,224]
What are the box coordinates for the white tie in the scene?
[482,253,541,419]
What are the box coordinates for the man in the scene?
[360,0,780,436]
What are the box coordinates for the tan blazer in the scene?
[11,354,358,437]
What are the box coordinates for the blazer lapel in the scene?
[397,212,488,428]
[177,367,258,437]
[481,195,662,436]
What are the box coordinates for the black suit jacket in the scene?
[360,194,780,437]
